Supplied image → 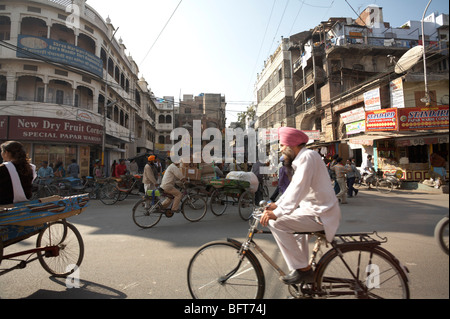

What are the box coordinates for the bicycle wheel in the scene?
[187,241,265,299]
[99,182,119,205]
[182,194,207,222]
[36,221,84,278]
[210,189,228,216]
[238,190,254,221]
[376,179,393,194]
[315,244,409,299]
[435,216,449,255]
[132,198,163,229]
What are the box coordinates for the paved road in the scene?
[0,187,448,300]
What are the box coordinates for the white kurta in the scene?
[269,147,341,270]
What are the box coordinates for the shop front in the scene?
[365,106,449,181]
[0,115,103,177]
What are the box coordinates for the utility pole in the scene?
[421,0,432,106]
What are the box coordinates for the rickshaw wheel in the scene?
[36,220,84,278]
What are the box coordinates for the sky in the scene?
[85,0,449,125]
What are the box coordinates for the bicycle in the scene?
[355,170,394,194]
[30,177,60,200]
[99,174,144,205]
[187,203,410,299]
[435,215,449,255]
[132,183,207,229]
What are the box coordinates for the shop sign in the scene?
[390,78,405,109]
[303,130,321,141]
[340,107,366,124]
[366,108,398,131]
[398,106,449,131]
[396,135,449,147]
[8,116,103,145]
[364,88,381,111]
[0,116,7,140]
[346,120,365,135]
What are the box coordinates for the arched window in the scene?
[159,115,165,124]
[165,115,172,124]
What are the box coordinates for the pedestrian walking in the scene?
[331,157,351,204]
[346,159,360,197]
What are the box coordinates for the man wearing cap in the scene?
[143,155,158,193]
[260,127,341,285]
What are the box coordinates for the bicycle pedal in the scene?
[165,210,174,218]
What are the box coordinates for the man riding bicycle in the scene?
[160,161,186,217]
[260,127,341,285]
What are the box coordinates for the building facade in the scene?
[0,0,157,176]
[256,5,449,181]
[255,37,295,129]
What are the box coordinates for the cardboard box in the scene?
[182,167,201,181]
[199,163,215,175]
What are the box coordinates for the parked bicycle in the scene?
[30,177,59,200]
[355,170,394,194]
[187,202,410,299]
[435,215,449,255]
[132,183,207,229]
[99,174,144,205]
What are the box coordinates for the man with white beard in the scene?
[260,127,341,285]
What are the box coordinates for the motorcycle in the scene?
[384,170,403,189]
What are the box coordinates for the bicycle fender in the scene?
[227,238,243,248]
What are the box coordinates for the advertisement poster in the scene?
[390,78,405,108]
[346,120,366,135]
[364,88,382,111]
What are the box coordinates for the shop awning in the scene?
[347,134,392,146]
[347,131,449,146]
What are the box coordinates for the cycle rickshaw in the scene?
[208,178,255,221]
[0,194,88,278]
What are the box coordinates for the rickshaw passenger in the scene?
[0,141,34,205]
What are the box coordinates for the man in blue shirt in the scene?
[37,161,54,184]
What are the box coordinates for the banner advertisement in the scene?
[17,35,103,78]
[364,88,382,111]
[346,120,366,135]
[390,78,405,108]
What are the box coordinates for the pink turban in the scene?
[278,127,309,147]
